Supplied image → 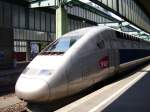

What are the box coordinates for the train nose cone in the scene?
[15,76,50,102]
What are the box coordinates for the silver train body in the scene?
[15,26,150,102]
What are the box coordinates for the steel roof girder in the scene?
[89,0,150,34]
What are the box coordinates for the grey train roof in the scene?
[62,26,150,44]
[62,26,108,39]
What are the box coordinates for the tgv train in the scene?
[15,26,150,102]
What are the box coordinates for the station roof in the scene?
[26,0,150,15]
[25,0,150,20]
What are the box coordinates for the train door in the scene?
[67,55,84,95]
[107,32,120,73]
[80,52,94,88]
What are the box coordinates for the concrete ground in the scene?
[0,94,26,112]
[103,68,150,112]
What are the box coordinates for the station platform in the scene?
[0,94,26,112]
[56,64,150,112]
[103,66,150,112]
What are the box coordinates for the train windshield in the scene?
[41,38,77,54]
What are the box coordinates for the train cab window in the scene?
[41,38,77,54]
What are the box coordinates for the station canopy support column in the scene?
[56,1,68,38]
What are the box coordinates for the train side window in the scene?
[97,40,105,49]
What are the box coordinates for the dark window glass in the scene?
[70,39,76,46]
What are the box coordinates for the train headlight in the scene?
[39,69,53,75]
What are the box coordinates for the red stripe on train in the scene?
[99,56,109,69]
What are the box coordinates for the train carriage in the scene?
[15,26,150,102]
